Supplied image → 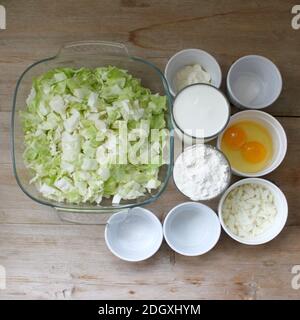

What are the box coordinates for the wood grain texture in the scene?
[0,0,300,299]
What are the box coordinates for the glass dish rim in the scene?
[11,49,174,212]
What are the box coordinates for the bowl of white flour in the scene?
[173,144,231,201]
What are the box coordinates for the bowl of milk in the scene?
[172,83,230,143]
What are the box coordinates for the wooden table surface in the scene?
[0,0,300,299]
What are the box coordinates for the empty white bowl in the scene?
[105,207,163,262]
[217,110,287,177]
[218,178,288,245]
[165,48,222,96]
[163,202,221,256]
[227,55,282,109]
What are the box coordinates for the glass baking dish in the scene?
[11,41,174,223]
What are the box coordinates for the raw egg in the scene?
[241,141,267,164]
[223,125,246,150]
[220,120,273,173]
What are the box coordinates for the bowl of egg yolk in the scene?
[217,110,287,177]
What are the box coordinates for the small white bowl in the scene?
[165,48,222,96]
[218,178,288,245]
[227,55,282,109]
[163,202,221,256]
[173,144,231,200]
[217,110,287,177]
[105,207,163,262]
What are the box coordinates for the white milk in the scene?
[173,84,229,141]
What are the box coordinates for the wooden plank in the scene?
[0,223,299,299]
[0,0,300,300]
[0,0,299,115]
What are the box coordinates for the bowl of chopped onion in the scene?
[218,178,288,245]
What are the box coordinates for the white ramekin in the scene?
[163,202,221,256]
[226,55,282,109]
[218,178,288,245]
[165,48,222,96]
[105,207,163,262]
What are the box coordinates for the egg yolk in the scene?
[241,141,267,163]
[223,125,246,150]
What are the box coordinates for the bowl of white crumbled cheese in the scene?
[218,178,288,245]
[164,48,222,96]
[173,144,231,201]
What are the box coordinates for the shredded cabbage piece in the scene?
[21,66,168,204]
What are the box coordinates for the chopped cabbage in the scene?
[21,66,168,204]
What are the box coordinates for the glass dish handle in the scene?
[57,40,129,58]
[55,207,128,225]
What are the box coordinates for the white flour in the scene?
[173,145,230,200]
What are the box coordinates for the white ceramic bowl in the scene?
[227,55,282,109]
[105,207,163,262]
[165,48,222,96]
[173,144,231,200]
[218,178,288,245]
[163,202,221,256]
[217,110,287,177]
